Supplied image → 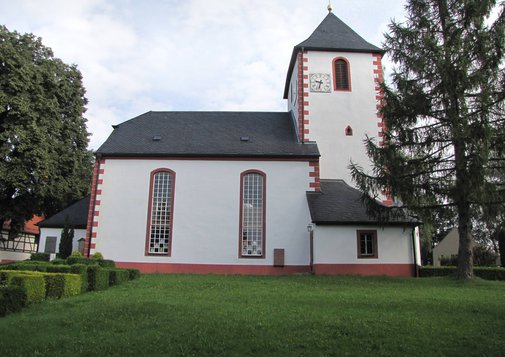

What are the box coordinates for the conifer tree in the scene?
[350,0,504,279]
[0,26,93,239]
[58,218,74,259]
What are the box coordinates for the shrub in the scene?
[109,269,130,286]
[11,274,46,304]
[58,219,74,259]
[439,255,458,266]
[420,266,505,280]
[30,253,50,262]
[97,259,116,268]
[70,264,88,293]
[46,265,72,274]
[51,258,67,265]
[91,252,104,260]
[70,251,82,257]
[66,256,96,266]
[127,268,141,280]
[7,263,49,272]
[43,273,81,299]
[87,265,109,291]
[0,285,26,317]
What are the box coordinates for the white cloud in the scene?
[0,0,407,149]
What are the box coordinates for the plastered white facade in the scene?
[288,50,380,184]
[39,227,86,259]
[314,225,415,265]
[94,159,313,266]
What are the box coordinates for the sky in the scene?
[0,0,408,150]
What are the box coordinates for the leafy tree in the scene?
[350,0,504,279]
[58,217,74,259]
[0,26,93,239]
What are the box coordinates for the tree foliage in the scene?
[58,218,74,259]
[0,26,93,239]
[350,0,504,279]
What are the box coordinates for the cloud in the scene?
[0,0,407,149]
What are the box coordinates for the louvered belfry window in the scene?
[146,169,175,255]
[240,171,265,257]
[334,58,350,90]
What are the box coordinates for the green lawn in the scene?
[1,275,504,356]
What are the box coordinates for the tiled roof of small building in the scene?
[38,196,90,229]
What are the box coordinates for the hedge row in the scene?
[0,285,26,317]
[0,261,141,317]
[420,266,505,280]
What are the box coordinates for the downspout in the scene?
[308,223,314,274]
[412,226,420,277]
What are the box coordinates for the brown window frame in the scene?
[239,170,266,259]
[145,168,176,256]
[357,230,378,259]
[332,57,351,91]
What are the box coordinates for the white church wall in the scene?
[313,225,416,276]
[303,50,380,183]
[94,158,313,270]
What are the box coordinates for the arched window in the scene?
[345,125,353,136]
[145,169,175,255]
[333,57,351,91]
[239,170,266,258]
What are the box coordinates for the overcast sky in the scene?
[1,0,407,149]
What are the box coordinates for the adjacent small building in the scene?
[38,196,90,260]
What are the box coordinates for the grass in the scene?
[1,275,504,356]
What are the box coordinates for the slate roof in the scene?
[96,111,319,158]
[306,180,418,225]
[284,12,383,98]
[38,196,90,229]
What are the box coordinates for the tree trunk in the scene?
[456,202,474,279]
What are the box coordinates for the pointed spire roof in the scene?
[283,12,383,99]
[297,12,382,53]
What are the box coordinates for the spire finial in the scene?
[327,1,333,12]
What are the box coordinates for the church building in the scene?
[84,10,421,276]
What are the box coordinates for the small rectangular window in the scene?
[44,236,57,254]
[357,230,378,258]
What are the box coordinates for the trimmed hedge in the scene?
[98,259,116,268]
[109,269,130,286]
[30,252,50,261]
[0,285,26,317]
[11,274,46,304]
[43,273,81,299]
[127,268,141,280]
[420,266,505,280]
[70,264,89,292]
[87,265,109,291]
[46,265,72,274]
[66,256,96,266]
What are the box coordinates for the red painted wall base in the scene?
[115,262,310,275]
[116,262,416,277]
[314,264,416,277]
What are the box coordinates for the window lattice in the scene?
[241,173,264,257]
[149,171,173,254]
[334,59,350,90]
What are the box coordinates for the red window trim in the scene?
[356,230,378,259]
[332,57,352,92]
[145,168,176,256]
[239,169,266,259]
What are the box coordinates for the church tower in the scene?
[284,8,384,186]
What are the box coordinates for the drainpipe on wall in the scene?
[412,226,420,277]
[308,223,314,274]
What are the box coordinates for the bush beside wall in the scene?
[70,264,88,293]
[30,253,50,262]
[43,273,81,299]
[420,266,505,280]
[87,266,109,291]
[0,285,26,317]
[109,269,130,286]
[127,269,141,280]
[10,274,46,304]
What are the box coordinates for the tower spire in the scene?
[327,1,333,13]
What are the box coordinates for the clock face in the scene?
[309,73,331,93]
